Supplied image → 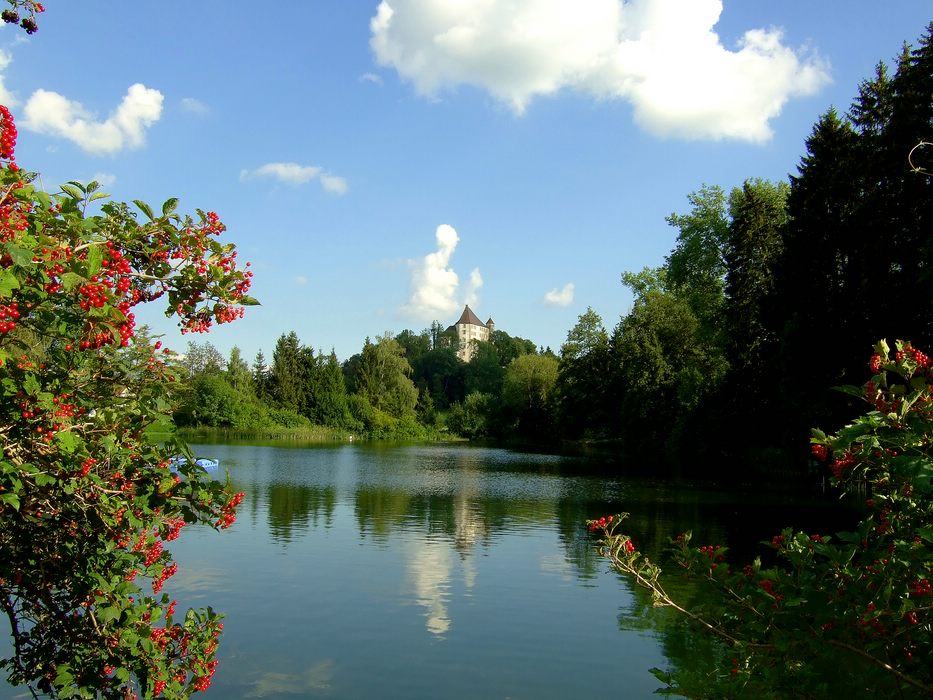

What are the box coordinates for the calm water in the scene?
[2,443,852,699]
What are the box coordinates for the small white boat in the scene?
[169,457,220,472]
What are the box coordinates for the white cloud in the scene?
[320,173,349,194]
[180,97,208,114]
[240,162,321,185]
[240,162,348,194]
[544,283,575,307]
[370,0,830,142]
[294,275,308,285]
[0,49,17,107]
[22,83,163,154]
[402,224,480,320]
[465,268,483,308]
[360,72,383,85]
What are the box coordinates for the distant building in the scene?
[446,305,494,362]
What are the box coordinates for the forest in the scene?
[176,24,933,484]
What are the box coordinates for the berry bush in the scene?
[0,98,255,698]
[589,340,933,698]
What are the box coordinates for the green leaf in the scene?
[162,197,179,216]
[833,384,865,399]
[133,199,156,221]
[238,295,260,306]
[97,606,120,623]
[23,373,40,396]
[53,665,74,687]
[60,272,83,291]
[0,269,20,297]
[35,473,57,487]
[60,182,85,200]
[0,492,20,510]
[4,244,34,267]
[86,243,103,276]
[55,431,78,453]
[89,191,111,202]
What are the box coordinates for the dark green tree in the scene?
[271,331,303,413]
[462,340,504,397]
[252,349,270,399]
[724,179,789,375]
[557,307,612,439]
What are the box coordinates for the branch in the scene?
[828,640,933,696]
[602,544,772,651]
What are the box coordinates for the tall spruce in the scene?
[774,24,933,442]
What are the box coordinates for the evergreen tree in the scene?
[271,331,304,413]
[253,350,270,399]
[724,179,789,375]
[226,346,253,394]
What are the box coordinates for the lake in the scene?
[1,442,852,699]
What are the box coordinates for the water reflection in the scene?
[243,659,334,698]
[14,442,847,700]
[264,483,336,542]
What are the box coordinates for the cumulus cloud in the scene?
[370,0,830,141]
[180,97,208,114]
[22,83,163,154]
[360,72,383,85]
[402,224,480,320]
[465,268,483,308]
[544,283,575,307]
[0,49,17,107]
[240,162,349,193]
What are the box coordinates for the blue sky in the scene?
[1,2,930,363]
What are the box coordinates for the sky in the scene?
[0,1,930,363]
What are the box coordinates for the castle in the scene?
[446,305,494,362]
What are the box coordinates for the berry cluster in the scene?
[0,103,16,160]
[216,491,244,529]
[1,1,43,34]
[587,514,613,533]
[810,443,829,462]
[0,302,19,332]
[152,562,177,593]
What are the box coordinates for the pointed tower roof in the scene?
[456,305,485,327]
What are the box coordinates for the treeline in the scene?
[177,25,933,481]
[173,322,544,440]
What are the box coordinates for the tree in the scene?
[490,329,536,368]
[772,25,933,447]
[723,179,788,375]
[354,334,418,419]
[179,340,224,378]
[270,331,303,413]
[0,89,253,698]
[612,286,727,463]
[462,340,504,397]
[557,307,612,439]
[664,184,729,338]
[502,353,559,440]
[225,346,253,395]
[303,350,350,427]
[252,350,270,399]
